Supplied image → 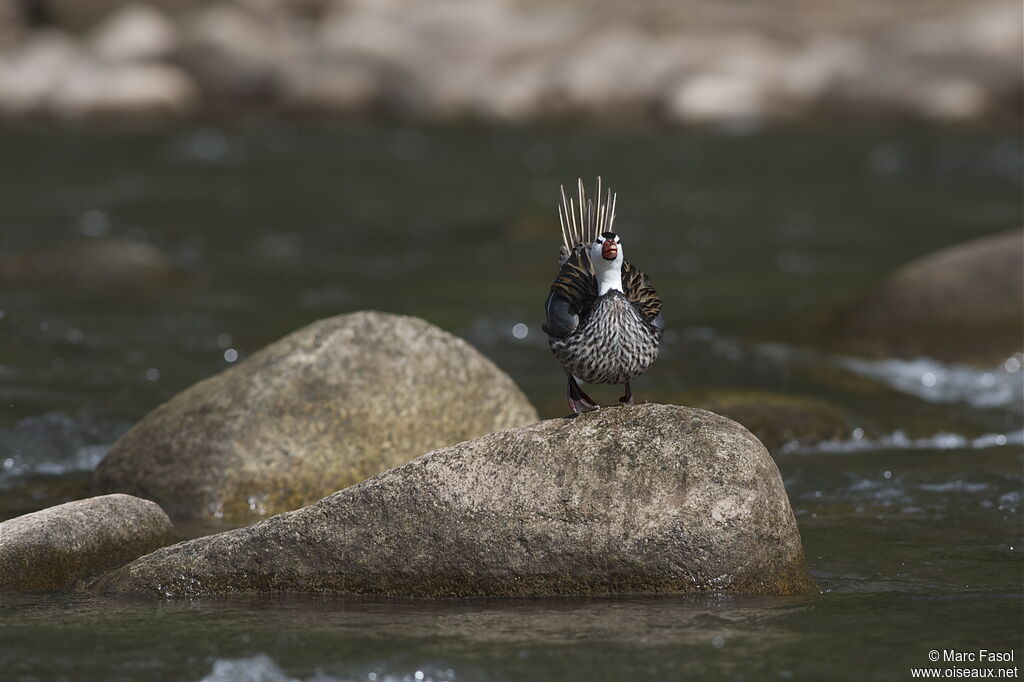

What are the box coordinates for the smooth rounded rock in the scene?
[0,494,175,591]
[90,4,180,63]
[95,312,539,522]
[827,230,1023,363]
[52,61,199,120]
[97,404,815,598]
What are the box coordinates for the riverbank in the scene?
[1,0,1020,127]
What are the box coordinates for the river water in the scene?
[0,125,1021,681]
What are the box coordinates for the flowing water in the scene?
[0,124,1021,681]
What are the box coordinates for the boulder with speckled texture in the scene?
[0,494,175,591]
[95,312,539,522]
[97,404,815,598]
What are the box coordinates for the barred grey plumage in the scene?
[543,178,665,414]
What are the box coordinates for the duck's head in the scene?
[590,232,624,295]
[590,232,622,265]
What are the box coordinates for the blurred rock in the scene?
[90,4,179,62]
[177,2,291,102]
[827,230,1024,364]
[279,55,391,115]
[52,61,198,119]
[0,239,180,288]
[0,0,26,48]
[667,73,772,124]
[97,404,815,598]
[0,30,80,116]
[0,494,175,591]
[0,0,1020,125]
[37,0,206,31]
[681,390,849,453]
[95,312,540,521]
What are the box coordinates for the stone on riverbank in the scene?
[827,230,1023,364]
[0,1,1020,125]
[95,312,539,522]
[97,404,815,598]
[0,494,175,591]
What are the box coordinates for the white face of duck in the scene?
[590,232,624,295]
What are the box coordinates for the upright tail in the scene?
[557,177,617,263]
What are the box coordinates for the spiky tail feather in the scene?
[557,177,617,263]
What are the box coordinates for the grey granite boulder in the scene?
[827,230,1023,364]
[95,312,539,522]
[0,494,175,591]
[97,404,815,598]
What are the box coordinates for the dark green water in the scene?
[0,125,1021,681]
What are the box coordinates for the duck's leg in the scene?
[618,381,634,405]
[566,370,600,414]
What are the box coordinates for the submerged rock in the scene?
[95,312,539,522]
[827,230,1023,364]
[681,390,848,453]
[0,239,179,288]
[97,404,815,598]
[0,494,175,591]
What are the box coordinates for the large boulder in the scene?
[0,494,175,591]
[827,230,1023,364]
[95,312,539,522]
[96,404,815,598]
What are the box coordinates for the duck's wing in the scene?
[622,260,664,330]
[544,246,597,338]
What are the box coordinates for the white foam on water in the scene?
[780,428,1024,455]
[836,353,1024,410]
[0,413,120,486]
[197,655,457,682]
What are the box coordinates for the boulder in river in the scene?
[95,312,540,522]
[97,404,816,598]
[679,389,848,453]
[0,494,175,591]
[826,230,1023,364]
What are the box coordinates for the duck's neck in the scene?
[595,261,623,296]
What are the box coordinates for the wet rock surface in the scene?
[97,404,815,599]
[95,311,539,522]
[0,493,175,591]
[827,230,1024,364]
[0,0,1019,125]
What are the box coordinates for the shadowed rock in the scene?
[0,494,175,591]
[95,312,539,522]
[97,404,815,599]
[827,230,1023,364]
[680,390,848,453]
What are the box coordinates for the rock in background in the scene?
[0,493,175,591]
[95,311,539,521]
[826,230,1024,364]
[97,404,815,599]
[0,0,1019,125]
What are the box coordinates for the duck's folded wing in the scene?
[622,261,664,329]
[543,247,597,338]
